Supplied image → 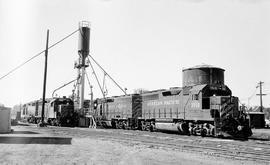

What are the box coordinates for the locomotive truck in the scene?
[93,65,252,138]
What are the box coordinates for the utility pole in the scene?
[41,29,49,126]
[256,81,266,112]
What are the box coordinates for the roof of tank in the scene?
[182,64,224,71]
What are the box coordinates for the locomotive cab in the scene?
[210,96,239,119]
[210,96,251,137]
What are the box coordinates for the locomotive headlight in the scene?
[237,125,243,131]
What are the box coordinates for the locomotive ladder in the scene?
[84,107,101,129]
[85,113,97,129]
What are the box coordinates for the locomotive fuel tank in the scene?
[155,122,189,134]
[182,65,224,87]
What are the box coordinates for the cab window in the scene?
[202,98,210,109]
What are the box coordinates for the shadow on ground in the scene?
[249,137,270,141]
[11,131,39,134]
[17,123,30,126]
[0,136,72,145]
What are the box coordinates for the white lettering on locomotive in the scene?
[191,101,200,108]
[146,100,180,106]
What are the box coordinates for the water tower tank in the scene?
[182,65,224,87]
[78,21,90,57]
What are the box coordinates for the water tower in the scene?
[75,21,90,110]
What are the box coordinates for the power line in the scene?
[88,54,127,95]
[48,29,78,51]
[264,83,270,86]
[87,56,105,98]
[248,86,258,100]
[85,69,92,90]
[0,29,79,81]
[243,85,258,108]
[0,51,44,81]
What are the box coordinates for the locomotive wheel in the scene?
[148,124,154,132]
[178,122,189,135]
[201,128,207,137]
[111,121,116,129]
[52,119,57,126]
[116,122,120,129]
[142,125,146,131]
[122,122,126,129]
[210,127,215,136]
[36,118,40,124]
[47,119,51,125]
[141,121,146,131]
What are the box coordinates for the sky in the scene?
[0,0,270,108]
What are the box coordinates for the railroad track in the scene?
[94,134,270,163]
[30,126,270,163]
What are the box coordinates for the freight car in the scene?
[93,65,252,138]
[21,97,76,127]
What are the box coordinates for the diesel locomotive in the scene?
[93,65,252,138]
[21,97,76,127]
